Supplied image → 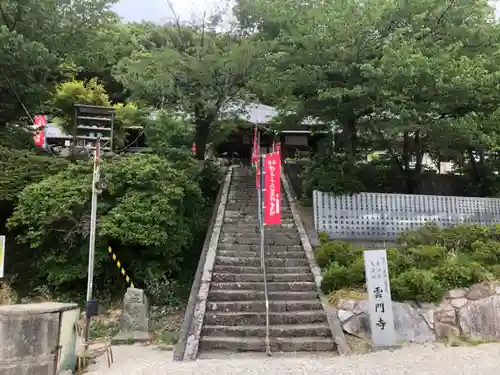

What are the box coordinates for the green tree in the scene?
[7,154,207,297]
[243,0,500,194]
[49,78,111,154]
[0,0,123,127]
[113,19,265,159]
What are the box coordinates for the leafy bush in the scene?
[406,245,448,269]
[302,153,362,198]
[7,154,221,300]
[315,240,361,268]
[321,262,351,294]
[318,232,330,245]
[391,269,445,302]
[319,223,500,302]
[434,258,491,289]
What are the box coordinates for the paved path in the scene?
[86,343,500,374]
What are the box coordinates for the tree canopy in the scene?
[3,0,500,302]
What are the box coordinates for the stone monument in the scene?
[112,288,152,344]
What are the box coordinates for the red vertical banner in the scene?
[33,115,47,148]
[263,151,281,225]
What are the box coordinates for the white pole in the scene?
[85,138,100,341]
[257,130,262,227]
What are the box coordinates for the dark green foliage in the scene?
[318,223,500,302]
[391,269,445,302]
[6,154,222,302]
[434,258,491,290]
[321,262,351,294]
[315,240,360,268]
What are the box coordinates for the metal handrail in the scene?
[258,153,271,356]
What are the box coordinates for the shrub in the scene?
[397,223,441,247]
[347,257,367,285]
[318,232,330,245]
[470,240,500,265]
[318,223,500,303]
[321,262,352,294]
[386,247,413,275]
[437,225,492,252]
[433,258,491,289]
[315,240,361,268]
[391,269,445,302]
[406,245,448,269]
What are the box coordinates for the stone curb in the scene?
[281,169,351,355]
[173,167,233,361]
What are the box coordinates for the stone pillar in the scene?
[112,288,152,344]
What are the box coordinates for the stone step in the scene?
[202,323,331,338]
[211,273,314,282]
[208,290,319,301]
[221,227,297,234]
[223,218,294,225]
[217,244,303,252]
[219,233,302,246]
[213,265,312,274]
[215,257,308,267]
[199,336,335,352]
[204,311,327,326]
[211,282,317,292]
[218,251,306,259]
[206,300,323,313]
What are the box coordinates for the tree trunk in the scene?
[401,132,413,193]
[194,120,211,160]
[467,148,480,182]
[345,117,357,161]
[412,131,424,194]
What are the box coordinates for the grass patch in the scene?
[328,288,367,307]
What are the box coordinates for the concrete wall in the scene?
[56,308,80,372]
[0,302,79,375]
[313,191,500,241]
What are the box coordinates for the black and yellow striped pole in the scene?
[108,247,135,288]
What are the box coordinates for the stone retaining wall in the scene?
[337,282,500,343]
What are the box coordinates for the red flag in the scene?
[33,115,47,148]
[263,152,281,225]
[252,126,258,165]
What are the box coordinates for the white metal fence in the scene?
[312,190,500,240]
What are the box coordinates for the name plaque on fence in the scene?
[313,190,500,240]
[363,249,396,349]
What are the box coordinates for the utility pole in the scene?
[84,138,101,342]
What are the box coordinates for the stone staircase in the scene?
[199,167,335,353]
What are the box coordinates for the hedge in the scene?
[317,223,500,302]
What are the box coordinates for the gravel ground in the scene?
[85,343,500,375]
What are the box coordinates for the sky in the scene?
[112,0,232,23]
[113,1,500,23]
